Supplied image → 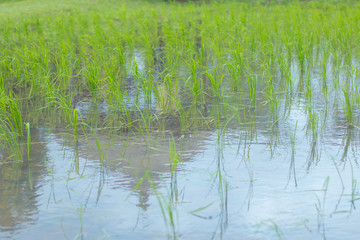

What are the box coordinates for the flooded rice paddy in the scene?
[2,72,360,239]
[1,112,360,240]
[1,0,360,239]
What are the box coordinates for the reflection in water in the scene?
[2,91,360,239]
[0,128,48,235]
[340,126,356,163]
[211,132,228,239]
[0,162,37,232]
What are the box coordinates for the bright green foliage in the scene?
[0,0,360,157]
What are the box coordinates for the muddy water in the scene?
[1,101,360,240]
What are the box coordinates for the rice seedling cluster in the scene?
[0,0,359,147]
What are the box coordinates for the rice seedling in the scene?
[134,104,156,145]
[287,121,298,187]
[0,94,24,161]
[92,129,105,167]
[185,59,205,105]
[25,122,33,190]
[152,71,179,115]
[148,173,179,239]
[306,105,319,142]
[226,57,243,91]
[25,123,31,161]
[133,62,153,104]
[277,50,293,93]
[0,119,22,161]
[264,62,280,124]
[246,60,257,108]
[0,94,23,137]
[169,136,180,174]
[290,121,298,154]
[72,109,79,143]
[55,93,73,125]
[84,59,102,99]
[342,81,355,126]
[206,69,225,101]
[319,47,329,97]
